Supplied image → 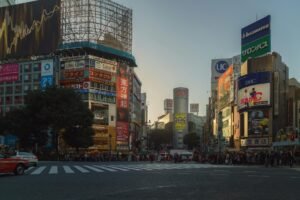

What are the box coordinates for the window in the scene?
[6,86,13,94]
[24,74,31,82]
[15,85,22,94]
[24,64,31,73]
[6,96,12,104]
[33,63,41,72]
[33,73,41,81]
[0,87,3,95]
[24,85,31,92]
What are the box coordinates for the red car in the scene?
[0,153,30,175]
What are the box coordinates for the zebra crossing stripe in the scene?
[93,165,117,172]
[107,166,129,171]
[117,165,142,171]
[84,165,104,172]
[63,166,74,174]
[74,165,89,173]
[31,166,47,175]
[49,166,58,174]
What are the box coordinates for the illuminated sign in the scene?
[0,0,60,59]
[0,63,18,82]
[215,61,229,73]
[175,113,187,131]
[241,35,270,62]
[248,109,269,136]
[241,137,269,147]
[218,65,233,109]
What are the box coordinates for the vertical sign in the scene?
[41,59,54,89]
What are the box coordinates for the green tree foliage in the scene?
[63,126,94,152]
[183,132,200,150]
[148,124,173,150]
[2,86,94,150]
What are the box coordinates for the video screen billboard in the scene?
[238,72,271,110]
[174,113,187,132]
[0,0,61,60]
[248,109,269,136]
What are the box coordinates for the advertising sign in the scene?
[221,106,232,138]
[240,137,269,147]
[218,65,233,109]
[0,0,61,59]
[175,113,187,132]
[40,76,53,89]
[238,83,270,110]
[0,63,18,82]
[190,103,199,113]
[116,64,129,145]
[41,60,54,76]
[238,72,271,110]
[241,15,271,46]
[248,109,269,136]
[211,58,232,90]
[89,68,113,81]
[241,35,271,62]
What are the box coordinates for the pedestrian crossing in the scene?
[25,163,228,176]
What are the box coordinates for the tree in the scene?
[63,126,94,152]
[148,128,172,150]
[183,132,200,150]
[3,86,94,152]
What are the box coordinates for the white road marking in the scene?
[63,166,74,174]
[49,166,58,174]
[74,165,89,173]
[31,166,47,175]
[93,165,117,172]
[84,165,104,172]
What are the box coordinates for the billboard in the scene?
[218,65,233,109]
[241,15,271,62]
[238,72,271,110]
[241,15,271,45]
[221,106,232,138]
[241,35,271,62]
[190,103,199,113]
[240,137,269,147]
[211,58,232,90]
[116,64,129,145]
[0,0,61,59]
[0,63,18,82]
[248,109,269,136]
[174,113,187,132]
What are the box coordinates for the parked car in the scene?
[0,153,30,175]
[13,152,38,167]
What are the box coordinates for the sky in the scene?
[114,0,300,123]
[14,0,300,123]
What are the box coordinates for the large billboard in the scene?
[0,63,18,82]
[238,72,271,110]
[241,15,271,62]
[248,109,269,136]
[0,0,61,59]
[190,103,199,113]
[218,65,233,109]
[174,113,187,132]
[116,64,129,146]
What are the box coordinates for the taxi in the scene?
[0,153,30,175]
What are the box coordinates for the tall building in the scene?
[0,0,139,153]
[173,87,188,148]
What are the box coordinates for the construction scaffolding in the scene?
[61,0,132,53]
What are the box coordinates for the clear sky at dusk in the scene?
[15,0,300,123]
[115,0,300,122]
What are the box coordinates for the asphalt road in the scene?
[1,161,300,200]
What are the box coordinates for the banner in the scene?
[175,113,187,132]
[218,65,233,109]
[241,35,271,62]
[0,63,18,82]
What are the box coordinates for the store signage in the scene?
[40,75,53,89]
[241,137,269,147]
[41,59,54,76]
[215,60,229,73]
[241,15,271,46]
[241,35,270,62]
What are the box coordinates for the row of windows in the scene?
[81,93,116,104]
[90,82,116,92]
[0,96,24,105]
[0,85,40,95]
[21,63,41,73]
